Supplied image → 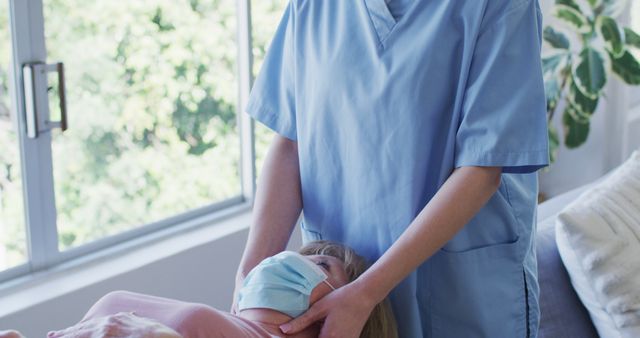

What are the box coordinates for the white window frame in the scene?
[0,0,258,287]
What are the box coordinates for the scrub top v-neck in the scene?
[385,0,415,20]
[245,0,549,337]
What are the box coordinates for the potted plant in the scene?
[542,0,640,165]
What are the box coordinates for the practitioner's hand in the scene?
[46,312,183,338]
[279,281,377,338]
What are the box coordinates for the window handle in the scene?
[22,62,68,138]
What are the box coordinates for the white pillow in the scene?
[555,150,640,338]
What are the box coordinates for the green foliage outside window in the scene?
[0,0,286,270]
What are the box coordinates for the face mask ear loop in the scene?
[323,279,337,291]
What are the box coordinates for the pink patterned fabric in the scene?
[83,291,280,338]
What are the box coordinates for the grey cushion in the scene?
[536,214,599,338]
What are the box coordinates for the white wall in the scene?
[0,211,302,337]
[538,87,615,198]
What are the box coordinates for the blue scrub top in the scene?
[245,0,549,337]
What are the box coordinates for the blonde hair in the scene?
[298,240,398,338]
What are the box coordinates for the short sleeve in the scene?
[244,2,297,141]
[454,0,550,174]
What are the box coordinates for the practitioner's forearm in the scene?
[237,134,303,279]
[356,166,502,304]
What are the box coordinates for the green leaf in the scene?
[610,50,640,85]
[562,104,591,148]
[544,26,570,49]
[586,0,600,8]
[556,0,581,12]
[545,78,561,113]
[60,231,77,248]
[573,47,606,98]
[568,76,599,116]
[543,53,567,75]
[625,27,640,49]
[553,4,590,33]
[598,16,625,57]
[548,123,560,164]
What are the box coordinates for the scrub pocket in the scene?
[300,220,323,243]
[429,235,528,338]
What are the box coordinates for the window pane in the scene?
[630,1,640,107]
[0,0,28,270]
[42,0,241,250]
[251,0,288,179]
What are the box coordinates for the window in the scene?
[0,0,287,283]
[43,0,242,250]
[0,0,28,273]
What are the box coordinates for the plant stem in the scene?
[548,67,570,123]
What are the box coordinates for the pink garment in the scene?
[83,290,281,338]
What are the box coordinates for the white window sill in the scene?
[0,202,253,318]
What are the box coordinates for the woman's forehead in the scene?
[305,254,344,264]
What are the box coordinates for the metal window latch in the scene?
[22,62,68,139]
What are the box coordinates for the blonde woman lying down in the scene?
[3,241,397,338]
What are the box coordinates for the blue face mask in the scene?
[237,251,337,318]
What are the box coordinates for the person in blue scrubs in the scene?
[234,0,549,337]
